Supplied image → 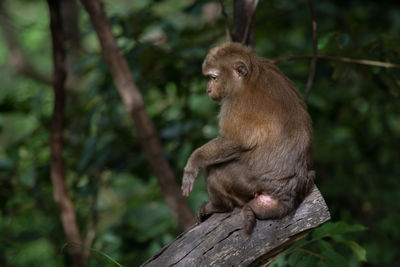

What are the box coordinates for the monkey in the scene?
[181,42,314,234]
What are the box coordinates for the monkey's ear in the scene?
[233,61,249,77]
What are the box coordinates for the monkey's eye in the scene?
[209,74,218,81]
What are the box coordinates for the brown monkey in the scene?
[181,43,314,234]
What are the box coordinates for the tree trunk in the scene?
[79,0,195,230]
[47,0,84,266]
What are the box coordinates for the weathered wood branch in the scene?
[142,185,330,267]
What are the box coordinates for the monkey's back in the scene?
[219,59,312,180]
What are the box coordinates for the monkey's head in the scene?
[202,43,254,102]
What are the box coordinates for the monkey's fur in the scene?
[182,43,314,234]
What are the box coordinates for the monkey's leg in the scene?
[198,166,235,222]
[182,137,249,197]
[197,198,233,222]
[242,194,290,234]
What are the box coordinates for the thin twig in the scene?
[303,0,318,101]
[261,232,331,266]
[62,242,123,267]
[295,248,326,260]
[272,55,400,68]
[218,0,231,42]
[84,172,100,260]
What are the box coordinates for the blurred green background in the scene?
[0,0,399,266]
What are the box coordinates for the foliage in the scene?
[270,221,367,267]
[0,0,399,266]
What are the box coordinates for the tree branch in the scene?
[47,0,84,266]
[217,0,232,42]
[231,0,259,47]
[241,0,259,45]
[303,0,318,101]
[60,0,81,73]
[142,185,330,266]
[79,0,195,230]
[272,55,400,68]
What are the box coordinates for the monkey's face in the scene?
[203,61,249,102]
[202,43,251,102]
[204,69,225,101]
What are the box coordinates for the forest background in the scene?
[0,0,399,266]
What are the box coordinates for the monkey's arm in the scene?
[182,137,248,196]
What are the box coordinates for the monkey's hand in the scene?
[181,168,198,197]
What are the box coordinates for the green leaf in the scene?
[297,255,317,267]
[0,113,39,148]
[13,238,58,267]
[332,235,367,262]
[318,239,334,252]
[315,260,329,267]
[268,256,287,267]
[345,241,367,262]
[18,166,36,187]
[313,221,367,239]
[318,32,335,50]
[317,240,349,266]
[78,137,96,171]
[321,248,349,267]
[288,251,303,266]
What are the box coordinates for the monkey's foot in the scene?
[197,202,213,222]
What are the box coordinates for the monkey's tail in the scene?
[242,205,256,235]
